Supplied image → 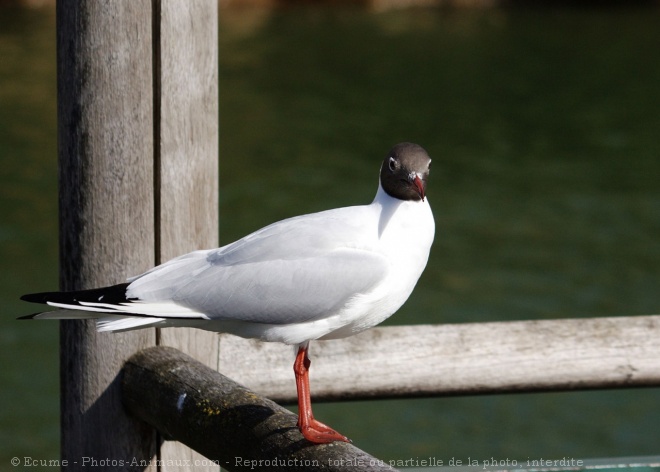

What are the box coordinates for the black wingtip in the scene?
[20,292,56,304]
[17,312,40,320]
[20,283,132,306]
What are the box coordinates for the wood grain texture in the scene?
[156,0,219,365]
[155,1,220,469]
[219,315,660,403]
[57,0,157,468]
[123,347,397,472]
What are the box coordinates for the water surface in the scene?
[2,4,659,466]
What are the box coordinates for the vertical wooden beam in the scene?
[155,1,220,470]
[58,0,219,466]
[57,0,157,469]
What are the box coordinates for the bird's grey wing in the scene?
[130,247,388,324]
[205,207,371,265]
[178,247,388,324]
[126,206,386,324]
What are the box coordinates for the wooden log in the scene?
[57,0,157,468]
[219,315,660,402]
[155,1,219,469]
[122,347,397,472]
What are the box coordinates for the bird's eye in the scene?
[388,157,397,171]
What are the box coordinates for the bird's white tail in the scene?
[23,310,165,332]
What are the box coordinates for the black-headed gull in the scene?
[21,142,435,444]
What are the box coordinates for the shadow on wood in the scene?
[122,346,396,472]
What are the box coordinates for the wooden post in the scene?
[58,1,157,468]
[58,0,218,469]
[122,347,398,472]
[155,0,219,470]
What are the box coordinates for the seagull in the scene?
[20,142,435,444]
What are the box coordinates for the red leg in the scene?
[294,343,350,444]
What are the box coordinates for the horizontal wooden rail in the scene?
[218,315,660,403]
[122,347,396,472]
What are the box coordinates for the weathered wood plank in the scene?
[57,0,157,468]
[219,315,660,402]
[156,0,219,364]
[122,346,398,472]
[155,0,220,469]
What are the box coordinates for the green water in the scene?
[2,3,659,467]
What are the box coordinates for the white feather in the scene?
[97,316,166,332]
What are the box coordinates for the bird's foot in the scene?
[298,418,351,444]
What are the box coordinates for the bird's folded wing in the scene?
[124,206,389,324]
[129,247,389,325]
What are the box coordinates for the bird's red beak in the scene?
[413,175,425,201]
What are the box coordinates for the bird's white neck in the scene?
[372,182,432,240]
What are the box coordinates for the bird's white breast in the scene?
[317,184,435,339]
